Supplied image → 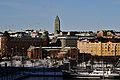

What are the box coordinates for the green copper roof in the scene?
[55,16,60,21]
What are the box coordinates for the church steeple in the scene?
[54,16,60,34]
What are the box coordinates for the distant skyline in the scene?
[0,0,120,32]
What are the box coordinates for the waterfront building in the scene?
[77,38,120,57]
[0,30,49,58]
[77,30,120,57]
[44,47,78,60]
[27,46,78,60]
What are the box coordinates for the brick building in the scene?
[27,47,78,60]
[27,46,42,59]
[0,31,49,58]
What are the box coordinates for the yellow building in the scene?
[77,39,120,56]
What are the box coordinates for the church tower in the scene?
[54,16,60,34]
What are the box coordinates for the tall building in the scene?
[54,16,60,34]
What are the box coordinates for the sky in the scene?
[0,0,120,32]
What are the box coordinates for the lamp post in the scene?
[114,44,117,66]
[22,47,24,67]
[5,45,7,58]
[40,46,42,59]
[15,46,17,56]
[11,48,13,66]
[22,48,24,56]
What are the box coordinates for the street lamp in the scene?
[114,44,117,66]
[11,48,14,66]
[5,45,7,58]
[11,48,14,57]
[22,48,24,56]
[40,46,42,59]
[15,46,17,56]
[22,47,24,67]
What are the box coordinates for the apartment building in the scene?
[77,38,120,56]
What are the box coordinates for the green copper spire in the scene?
[55,16,60,21]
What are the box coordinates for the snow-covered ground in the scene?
[0,59,63,67]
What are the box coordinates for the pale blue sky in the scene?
[0,0,120,32]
